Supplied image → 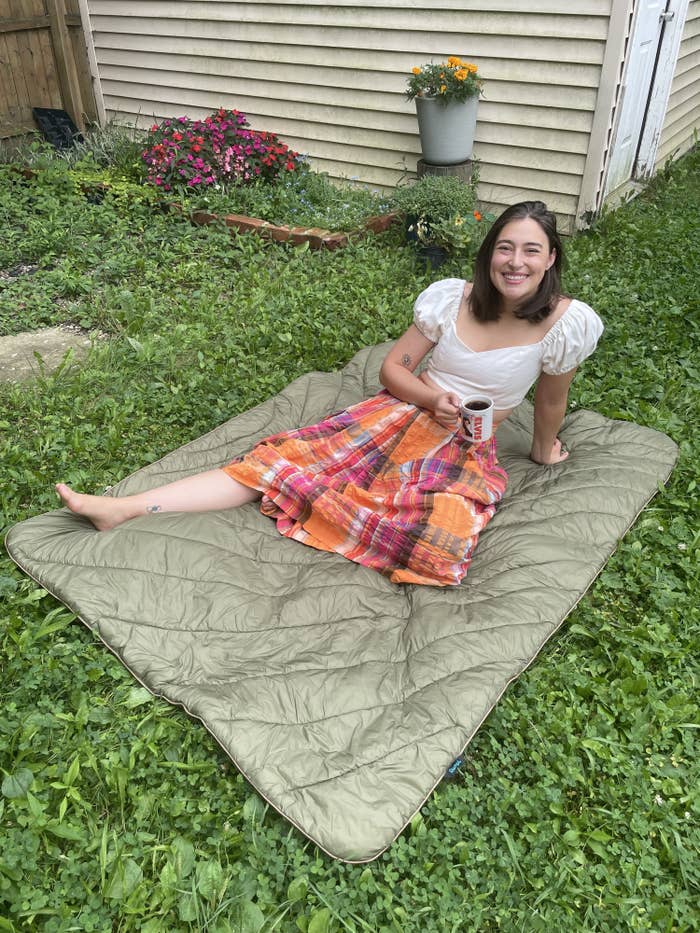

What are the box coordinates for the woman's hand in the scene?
[530,437,569,464]
[433,392,461,430]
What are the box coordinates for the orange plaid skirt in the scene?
[224,391,508,586]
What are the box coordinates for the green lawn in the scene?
[0,148,698,932]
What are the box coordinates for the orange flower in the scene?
[455,69,468,81]
[412,67,421,75]
[473,210,482,221]
[447,56,462,66]
[468,64,478,73]
[440,85,447,94]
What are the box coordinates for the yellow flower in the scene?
[412,67,421,75]
[468,64,478,73]
[447,56,462,66]
[440,85,447,94]
[455,69,468,81]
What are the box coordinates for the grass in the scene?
[0,145,698,932]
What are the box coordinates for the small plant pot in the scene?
[418,245,449,270]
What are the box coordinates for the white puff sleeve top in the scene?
[413,279,603,409]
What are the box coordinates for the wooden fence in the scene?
[0,0,98,140]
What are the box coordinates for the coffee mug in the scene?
[460,396,494,443]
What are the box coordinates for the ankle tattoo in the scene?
[145,504,162,514]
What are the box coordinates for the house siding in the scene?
[655,0,700,166]
[86,0,616,230]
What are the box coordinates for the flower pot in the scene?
[415,95,478,166]
[418,244,449,270]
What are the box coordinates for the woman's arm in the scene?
[379,325,461,429]
[530,368,577,464]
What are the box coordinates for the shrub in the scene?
[390,173,478,222]
[141,108,301,192]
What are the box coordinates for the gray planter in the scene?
[415,95,478,166]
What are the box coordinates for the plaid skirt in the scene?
[223,390,508,586]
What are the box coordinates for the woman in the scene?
[56,201,603,586]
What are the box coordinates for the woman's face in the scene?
[489,217,555,308]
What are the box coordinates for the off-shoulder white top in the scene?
[414,278,603,409]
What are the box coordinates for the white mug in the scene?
[460,396,495,443]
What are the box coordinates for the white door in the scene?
[636,0,691,176]
[603,0,688,197]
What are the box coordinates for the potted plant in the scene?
[390,173,479,236]
[406,57,484,165]
[410,209,494,268]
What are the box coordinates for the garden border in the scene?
[184,206,401,250]
[9,165,401,252]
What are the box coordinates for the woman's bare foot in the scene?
[55,483,137,531]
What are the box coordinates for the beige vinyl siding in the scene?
[655,1,700,167]
[86,0,614,229]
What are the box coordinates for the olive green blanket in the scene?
[5,344,678,862]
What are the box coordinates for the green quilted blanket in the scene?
[5,343,678,862]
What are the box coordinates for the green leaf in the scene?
[561,829,581,846]
[196,858,225,900]
[123,686,153,708]
[44,820,85,841]
[106,857,143,899]
[619,675,648,695]
[23,587,49,603]
[170,836,195,880]
[178,892,198,922]
[587,839,609,859]
[409,812,425,836]
[65,755,80,785]
[238,900,265,933]
[287,875,308,903]
[1,768,33,799]
[24,791,43,820]
[308,908,332,933]
[242,793,265,824]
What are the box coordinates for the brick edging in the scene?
[185,207,401,250]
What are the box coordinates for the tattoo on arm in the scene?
[401,353,412,369]
[145,504,162,514]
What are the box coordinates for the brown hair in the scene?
[469,200,563,323]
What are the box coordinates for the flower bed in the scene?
[138,108,399,249]
[10,166,401,253]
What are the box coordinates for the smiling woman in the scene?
[56,200,602,585]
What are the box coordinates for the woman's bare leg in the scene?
[55,469,261,531]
